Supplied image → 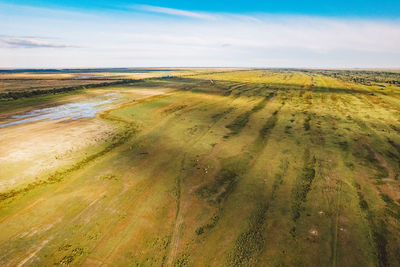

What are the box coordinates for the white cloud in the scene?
[0,36,75,48]
[133,5,215,20]
[118,17,400,54]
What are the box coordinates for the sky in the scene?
[0,0,400,68]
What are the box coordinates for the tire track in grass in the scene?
[355,184,389,267]
[16,239,50,267]
[228,159,289,266]
[339,88,393,267]
[306,86,350,266]
[227,105,285,266]
[290,149,317,235]
[352,139,395,266]
[191,96,283,265]
[332,179,343,267]
[166,156,186,267]
[288,81,317,235]
[166,98,237,266]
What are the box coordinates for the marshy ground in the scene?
[0,69,400,266]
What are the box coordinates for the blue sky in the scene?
[4,0,400,17]
[1,1,400,68]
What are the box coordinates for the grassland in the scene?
[0,68,236,97]
[0,69,400,266]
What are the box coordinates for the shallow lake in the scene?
[0,93,122,128]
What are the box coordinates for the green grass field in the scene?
[1,69,400,266]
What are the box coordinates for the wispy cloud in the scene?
[133,5,215,20]
[0,36,75,49]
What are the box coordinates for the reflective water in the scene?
[0,93,121,128]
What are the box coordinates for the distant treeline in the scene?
[317,70,400,86]
[0,79,139,101]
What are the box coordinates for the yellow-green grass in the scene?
[0,70,400,266]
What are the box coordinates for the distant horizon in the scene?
[1,67,400,71]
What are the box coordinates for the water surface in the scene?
[0,93,122,128]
